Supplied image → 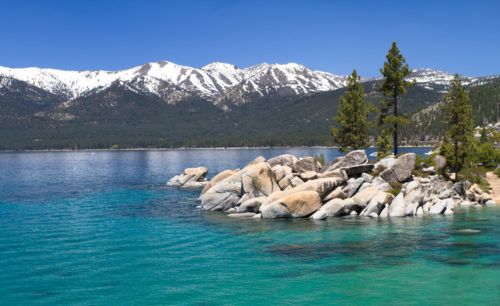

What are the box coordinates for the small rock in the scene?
[300,171,318,181]
[485,199,496,206]
[361,173,373,183]
[422,166,436,174]
[438,189,452,199]
[227,212,256,218]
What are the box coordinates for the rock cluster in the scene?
[166,167,209,188]
[167,151,496,219]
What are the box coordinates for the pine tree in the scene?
[377,42,414,155]
[377,129,392,158]
[330,70,371,153]
[442,74,474,178]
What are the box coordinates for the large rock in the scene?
[388,193,406,217]
[323,187,347,201]
[433,155,446,170]
[360,190,393,216]
[267,154,298,168]
[272,165,286,182]
[403,182,424,216]
[429,199,447,214]
[343,177,364,198]
[293,157,321,173]
[236,196,266,213]
[260,177,346,210]
[198,173,242,211]
[199,162,279,212]
[201,169,236,195]
[247,156,266,166]
[261,191,322,218]
[371,176,392,192]
[342,164,374,176]
[317,169,348,181]
[321,150,367,173]
[240,162,280,197]
[374,155,397,169]
[167,167,209,188]
[300,171,318,181]
[311,198,346,220]
[352,187,380,209]
[380,153,416,183]
[453,181,471,197]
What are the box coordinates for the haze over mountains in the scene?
[0,60,499,149]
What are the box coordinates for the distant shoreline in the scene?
[0,145,433,153]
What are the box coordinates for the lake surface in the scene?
[1,148,499,305]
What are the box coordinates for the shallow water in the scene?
[1,148,499,305]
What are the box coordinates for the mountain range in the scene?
[0,61,499,149]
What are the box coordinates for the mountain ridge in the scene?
[2,61,496,106]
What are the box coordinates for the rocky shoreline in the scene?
[167,151,497,219]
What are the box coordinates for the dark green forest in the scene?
[0,77,499,150]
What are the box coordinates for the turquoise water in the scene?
[0,148,499,305]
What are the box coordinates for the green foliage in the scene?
[315,153,326,166]
[442,75,474,175]
[377,42,414,155]
[388,182,403,196]
[377,129,392,158]
[330,70,371,153]
[459,166,490,192]
[370,164,387,177]
[475,141,500,169]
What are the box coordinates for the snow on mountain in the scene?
[408,68,478,85]
[0,62,496,105]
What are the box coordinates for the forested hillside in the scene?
[0,77,499,150]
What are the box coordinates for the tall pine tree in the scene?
[377,42,414,155]
[442,74,474,177]
[331,70,371,153]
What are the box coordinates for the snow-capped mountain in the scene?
[0,61,348,104]
[0,61,497,106]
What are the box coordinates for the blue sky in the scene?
[1,0,499,76]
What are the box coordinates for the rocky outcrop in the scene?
[167,167,209,188]
[172,150,492,221]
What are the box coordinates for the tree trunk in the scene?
[454,140,458,182]
[394,93,398,155]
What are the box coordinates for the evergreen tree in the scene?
[330,70,371,153]
[442,74,474,177]
[377,42,414,155]
[377,129,392,158]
